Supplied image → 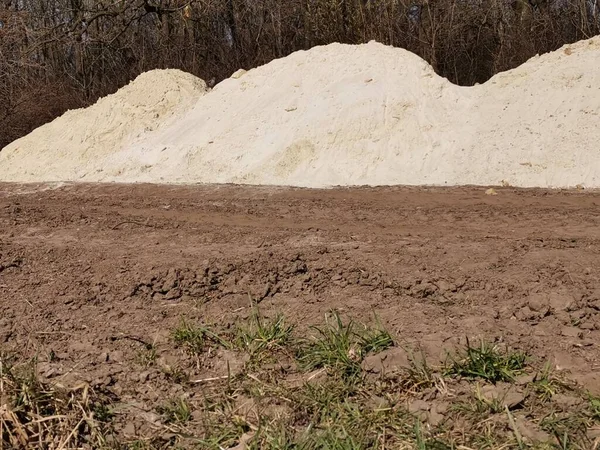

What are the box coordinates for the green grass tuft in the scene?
[297,311,392,379]
[445,339,527,383]
[135,345,157,367]
[172,318,230,355]
[589,395,600,421]
[156,397,192,424]
[532,362,566,403]
[297,312,362,377]
[237,309,294,358]
[358,327,394,356]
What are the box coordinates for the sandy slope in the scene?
[1,38,599,188]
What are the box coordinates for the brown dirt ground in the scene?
[1,182,600,447]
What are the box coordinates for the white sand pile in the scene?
[1,37,599,188]
[0,70,207,182]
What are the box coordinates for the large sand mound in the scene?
[0,69,207,182]
[1,38,599,188]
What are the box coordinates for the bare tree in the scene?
[1,0,598,149]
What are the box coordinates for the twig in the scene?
[2,408,28,447]
[247,373,262,384]
[111,220,157,230]
[307,368,326,381]
[191,375,229,384]
[57,417,84,450]
[34,331,72,335]
[30,415,69,423]
[505,405,524,449]
[111,334,153,350]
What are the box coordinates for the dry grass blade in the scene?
[0,355,115,450]
[56,417,84,450]
[192,375,230,384]
[1,407,29,447]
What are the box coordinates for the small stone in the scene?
[428,410,445,426]
[481,385,525,410]
[109,350,124,362]
[140,411,161,426]
[408,399,430,414]
[44,368,59,378]
[481,385,498,398]
[436,280,455,293]
[515,306,537,321]
[165,288,182,300]
[122,422,136,436]
[433,402,449,414]
[92,376,112,387]
[367,395,387,409]
[412,282,436,298]
[587,427,600,440]
[139,371,150,383]
[561,327,581,338]
[503,392,526,410]
[553,394,582,408]
[580,321,596,330]
[515,374,535,386]
[98,352,109,363]
[213,350,249,377]
[590,299,600,311]
[152,292,165,302]
[577,339,595,347]
[361,354,384,374]
[528,293,548,312]
[515,417,551,443]
[161,268,179,292]
[548,292,576,312]
[230,69,247,79]
[361,347,410,374]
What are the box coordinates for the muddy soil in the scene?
[1,183,600,445]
